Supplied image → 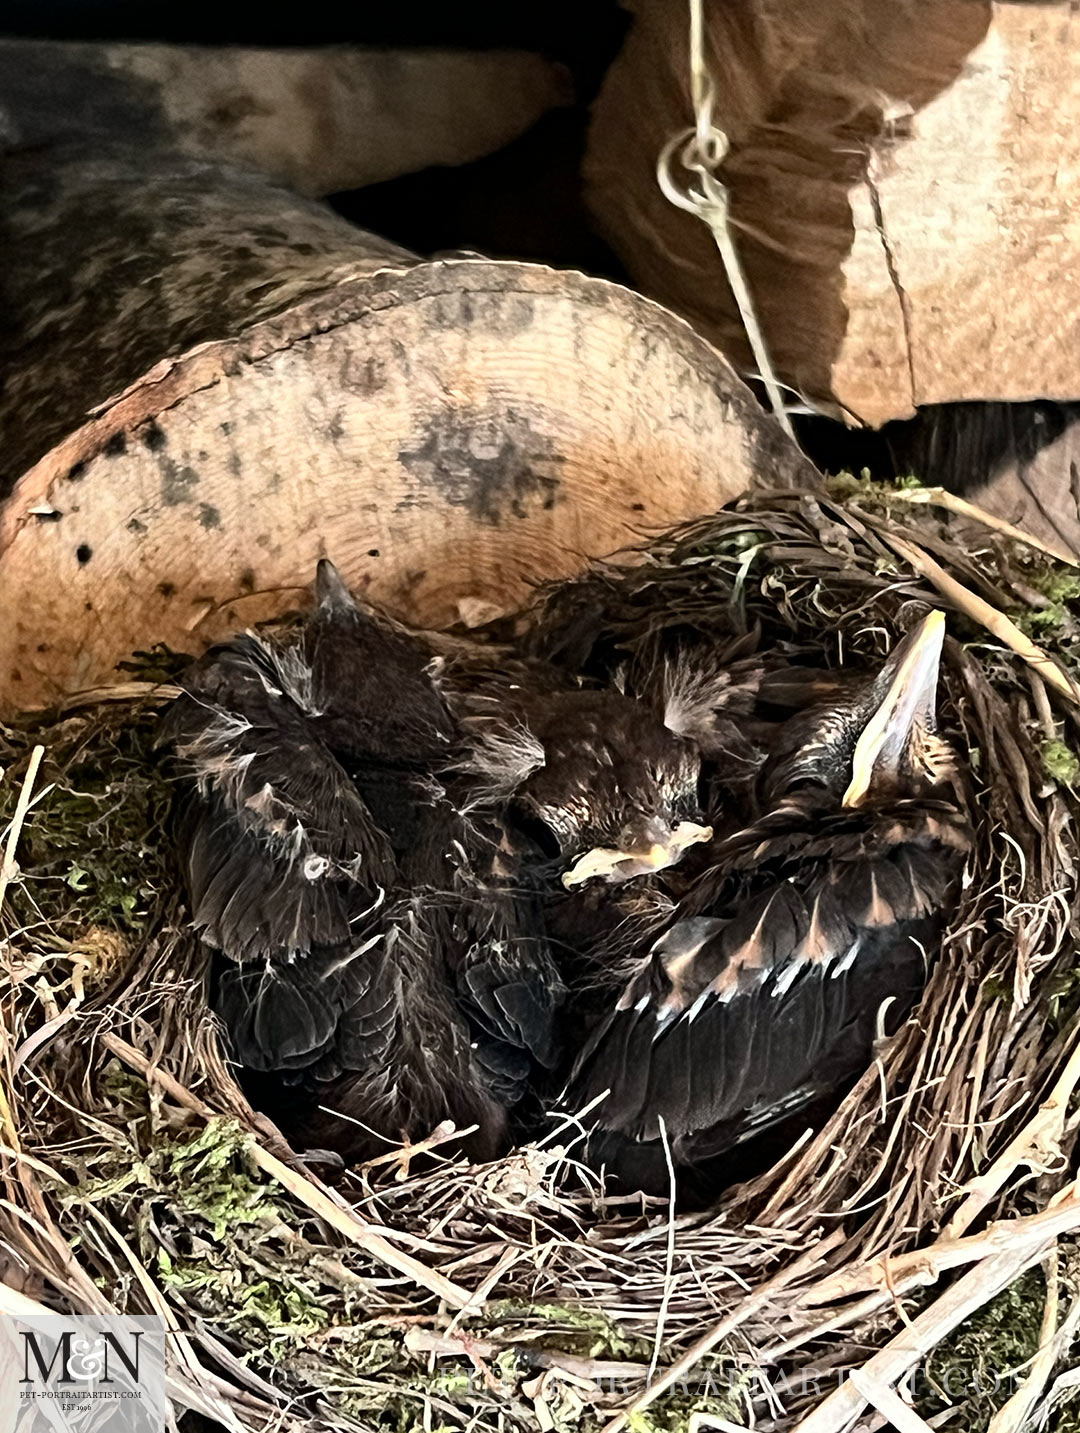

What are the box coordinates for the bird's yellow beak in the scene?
[843,610,946,809]
[561,821,713,889]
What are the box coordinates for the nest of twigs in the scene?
[4,480,1080,1433]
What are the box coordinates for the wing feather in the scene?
[568,807,967,1173]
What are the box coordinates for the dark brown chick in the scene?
[565,611,973,1196]
[162,561,566,1165]
[456,686,712,889]
[162,561,721,1167]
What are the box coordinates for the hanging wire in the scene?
[657,0,798,442]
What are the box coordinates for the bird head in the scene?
[486,691,712,888]
[308,558,457,761]
[761,610,954,808]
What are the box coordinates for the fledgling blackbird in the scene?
[564,611,973,1196]
[162,560,716,1164]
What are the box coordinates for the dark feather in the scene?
[567,799,971,1192]
[164,569,574,1165]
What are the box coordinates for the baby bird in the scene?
[565,611,973,1195]
[163,560,714,1164]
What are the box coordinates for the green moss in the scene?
[622,1368,748,1433]
[156,1117,272,1238]
[1029,570,1080,606]
[824,471,866,501]
[54,1099,338,1359]
[981,974,1012,1004]
[825,470,925,502]
[1046,960,1080,1031]
[1042,737,1080,786]
[916,1268,1048,1425]
[1012,566,1080,648]
[59,1109,275,1241]
[0,706,172,938]
[1017,603,1075,638]
[485,1300,649,1361]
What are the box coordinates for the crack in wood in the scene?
[866,165,917,411]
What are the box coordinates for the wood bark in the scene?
[967,421,1080,561]
[0,40,570,198]
[585,0,1079,429]
[0,45,814,713]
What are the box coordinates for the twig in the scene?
[687,1415,754,1433]
[1029,670,1058,742]
[404,1329,650,1384]
[56,681,182,714]
[648,1115,678,1385]
[942,1028,1080,1239]
[849,1369,935,1433]
[443,1245,522,1338]
[0,745,44,917]
[756,1199,1080,1370]
[797,1191,1080,1308]
[100,1032,478,1311]
[882,532,1080,706]
[790,1241,1054,1433]
[890,486,1080,567]
[759,1289,902,1363]
[599,1229,845,1433]
[359,1118,478,1180]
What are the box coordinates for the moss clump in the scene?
[916,1268,1047,1425]
[823,471,873,502]
[1012,566,1080,646]
[51,1088,385,1372]
[0,705,172,938]
[1043,737,1080,786]
[1017,603,1078,639]
[824,470,925,502]
[1030,571,1080,607]
[622,1360,748,1432]
[485,1300,650,1361]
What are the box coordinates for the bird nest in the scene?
[3,479,1080,1433]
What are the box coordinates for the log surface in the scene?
[0,42,814,712]
[585,0,1078,428]
[0,39,569,197]
[0,259,815,709]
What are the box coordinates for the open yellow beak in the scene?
[843,610,946,809]
[561,821,713,889]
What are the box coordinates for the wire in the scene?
[656,0,799,442]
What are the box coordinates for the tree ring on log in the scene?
[0,260,815,712]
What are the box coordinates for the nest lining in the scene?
[2,482,1080,1433]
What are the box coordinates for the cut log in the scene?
[585,0,1079,429]
[0,45,814,713]
[0,39,571,197]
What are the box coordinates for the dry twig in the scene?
[600,1229,845,1433]
[791,1242,1056,1433]
[883,532,1080,706]
[890,486,1080,568]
